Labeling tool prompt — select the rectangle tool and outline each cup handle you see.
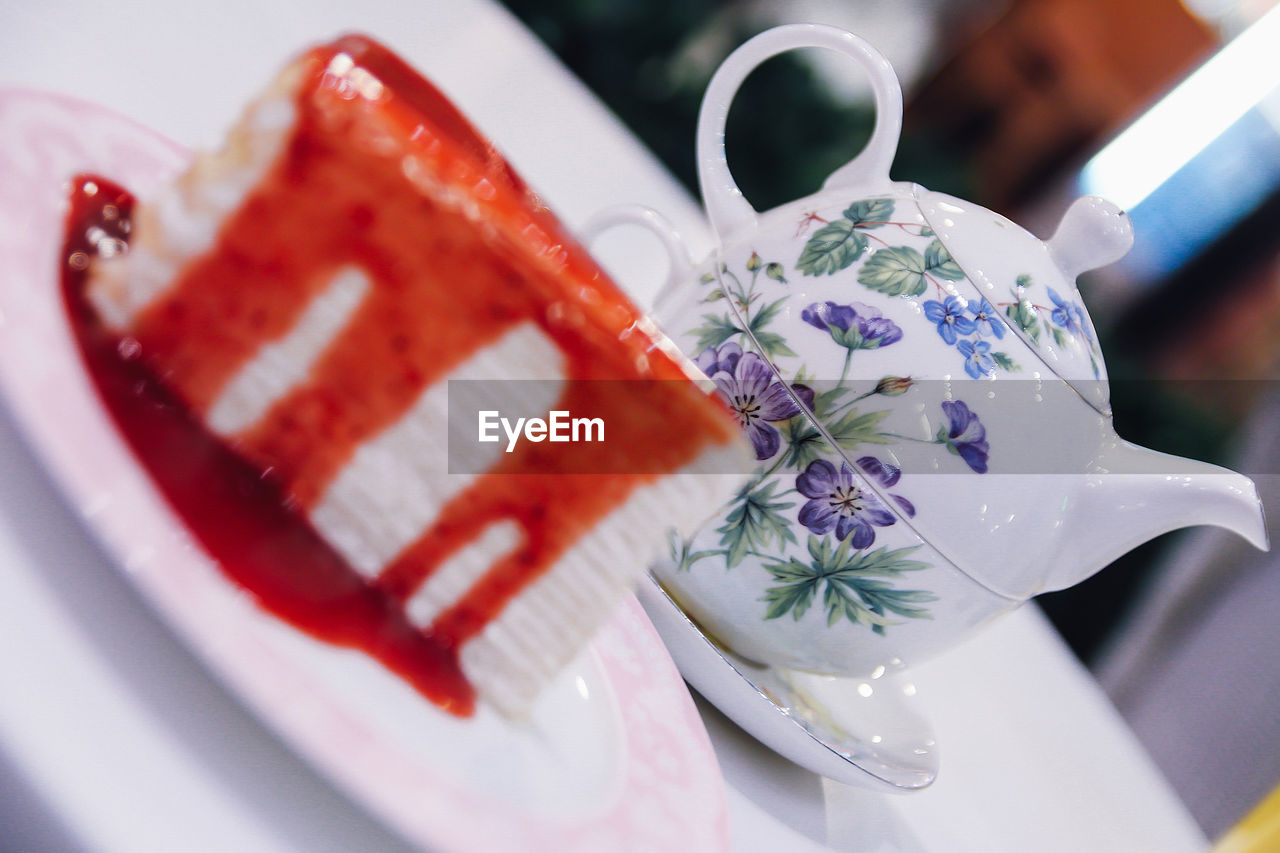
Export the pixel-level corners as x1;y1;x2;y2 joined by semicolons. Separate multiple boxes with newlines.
697;24;904;243
579;204;695;311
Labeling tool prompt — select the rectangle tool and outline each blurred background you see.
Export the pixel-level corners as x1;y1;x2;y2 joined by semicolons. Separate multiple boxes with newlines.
497;0;1280;839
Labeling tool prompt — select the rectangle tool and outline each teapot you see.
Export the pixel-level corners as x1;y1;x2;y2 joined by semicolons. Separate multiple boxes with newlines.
586;26;1264;676
599;24;1267;677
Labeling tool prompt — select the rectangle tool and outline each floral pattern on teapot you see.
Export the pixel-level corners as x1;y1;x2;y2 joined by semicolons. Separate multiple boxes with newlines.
1000;273;1104;379
793;197;1031;379
666;243;1002;638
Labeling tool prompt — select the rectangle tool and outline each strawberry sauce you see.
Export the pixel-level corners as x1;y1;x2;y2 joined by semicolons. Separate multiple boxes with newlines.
63;176;475;714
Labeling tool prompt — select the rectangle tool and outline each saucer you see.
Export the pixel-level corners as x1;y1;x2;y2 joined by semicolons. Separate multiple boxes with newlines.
637;577;938;792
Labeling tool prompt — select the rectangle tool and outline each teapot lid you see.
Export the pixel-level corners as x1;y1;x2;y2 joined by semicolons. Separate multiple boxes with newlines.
693;22;1131;416
917;190;1130;414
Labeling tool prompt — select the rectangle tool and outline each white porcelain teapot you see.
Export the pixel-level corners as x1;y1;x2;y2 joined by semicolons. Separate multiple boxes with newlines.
606;24;1267;676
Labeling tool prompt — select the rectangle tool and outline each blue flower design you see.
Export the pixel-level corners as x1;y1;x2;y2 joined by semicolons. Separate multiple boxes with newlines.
939;400;989;473
923;296;976;345
967;298;1006;339
696;342;802;461
1048;288;1089;339
957;339;996;378
795;457;914;547
801;300;903;351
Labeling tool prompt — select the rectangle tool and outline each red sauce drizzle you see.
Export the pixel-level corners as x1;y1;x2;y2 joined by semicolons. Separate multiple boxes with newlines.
63;177;475;714
59;36;738;715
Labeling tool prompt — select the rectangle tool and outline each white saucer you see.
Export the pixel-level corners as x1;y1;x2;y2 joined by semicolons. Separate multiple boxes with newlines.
638;577;938;792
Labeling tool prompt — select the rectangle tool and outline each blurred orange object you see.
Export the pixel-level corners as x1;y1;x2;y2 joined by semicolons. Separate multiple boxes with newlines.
908;0;1216;208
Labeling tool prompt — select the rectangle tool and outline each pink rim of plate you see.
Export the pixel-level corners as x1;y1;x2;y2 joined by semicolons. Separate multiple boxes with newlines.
0;88;729;853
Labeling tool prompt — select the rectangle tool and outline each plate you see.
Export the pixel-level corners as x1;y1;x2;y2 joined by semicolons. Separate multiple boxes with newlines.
638;578;938;792
0;88;729;853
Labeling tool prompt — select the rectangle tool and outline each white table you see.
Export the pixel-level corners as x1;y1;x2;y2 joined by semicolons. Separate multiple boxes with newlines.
0;2;1209;850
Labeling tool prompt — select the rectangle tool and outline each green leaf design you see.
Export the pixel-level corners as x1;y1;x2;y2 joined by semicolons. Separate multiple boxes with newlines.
797;220;870;276
717;480;796;568
748;297;787;333
668;530;722;573
857;246;929;297
762;557;821;620
701;287;725;303
823;580;894;629
1051;326;1070;349
692;313;742;352
752;331;797;360
827;579;937;634
761;536;935;630
1005;297;1041;343
741;296;797;358
780;415;826;471
843;198;895;228
810;385;850;420
992;351;1018;371
829;325;869;350
924;239;965;281
827;407;893;451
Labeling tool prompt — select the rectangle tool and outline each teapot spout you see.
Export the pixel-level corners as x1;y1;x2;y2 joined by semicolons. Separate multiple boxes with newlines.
1044;440;1267;593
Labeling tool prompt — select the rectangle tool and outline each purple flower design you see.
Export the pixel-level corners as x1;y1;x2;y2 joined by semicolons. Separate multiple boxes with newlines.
802;300;903;351
939;400;989;473
1048;288;1089;339
796;457;914;548
957;339;996;378
791;382;816;411
923;296;976;345
694;340;743;378
696;342;801;461
967;298;1006;339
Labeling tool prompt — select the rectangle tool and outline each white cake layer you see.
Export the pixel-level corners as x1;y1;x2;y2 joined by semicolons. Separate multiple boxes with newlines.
87;67;300;331
308;321;565;578
405;520;523;629
459;446;746;718
206;267;371;436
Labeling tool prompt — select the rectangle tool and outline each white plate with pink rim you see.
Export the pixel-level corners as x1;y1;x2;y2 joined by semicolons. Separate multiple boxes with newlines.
0;88;730;853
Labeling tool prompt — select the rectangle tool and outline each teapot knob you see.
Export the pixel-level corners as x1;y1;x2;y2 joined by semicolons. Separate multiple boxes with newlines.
1046;196;1133;281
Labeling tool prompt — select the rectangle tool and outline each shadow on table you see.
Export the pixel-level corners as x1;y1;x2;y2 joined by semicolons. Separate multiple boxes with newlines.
692;689;930;852
1096;386;1280;838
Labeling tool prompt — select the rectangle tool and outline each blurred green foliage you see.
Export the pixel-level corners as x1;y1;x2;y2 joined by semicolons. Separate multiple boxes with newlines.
501;0;972;211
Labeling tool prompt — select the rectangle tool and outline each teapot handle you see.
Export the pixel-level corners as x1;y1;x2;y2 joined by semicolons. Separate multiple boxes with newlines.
697;24;903;244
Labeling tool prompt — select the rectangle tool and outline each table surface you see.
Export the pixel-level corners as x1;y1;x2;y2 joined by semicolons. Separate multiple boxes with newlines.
0;2;1209;851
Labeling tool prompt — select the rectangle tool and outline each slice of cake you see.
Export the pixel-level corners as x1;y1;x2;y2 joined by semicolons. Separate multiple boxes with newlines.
80;35;746;717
